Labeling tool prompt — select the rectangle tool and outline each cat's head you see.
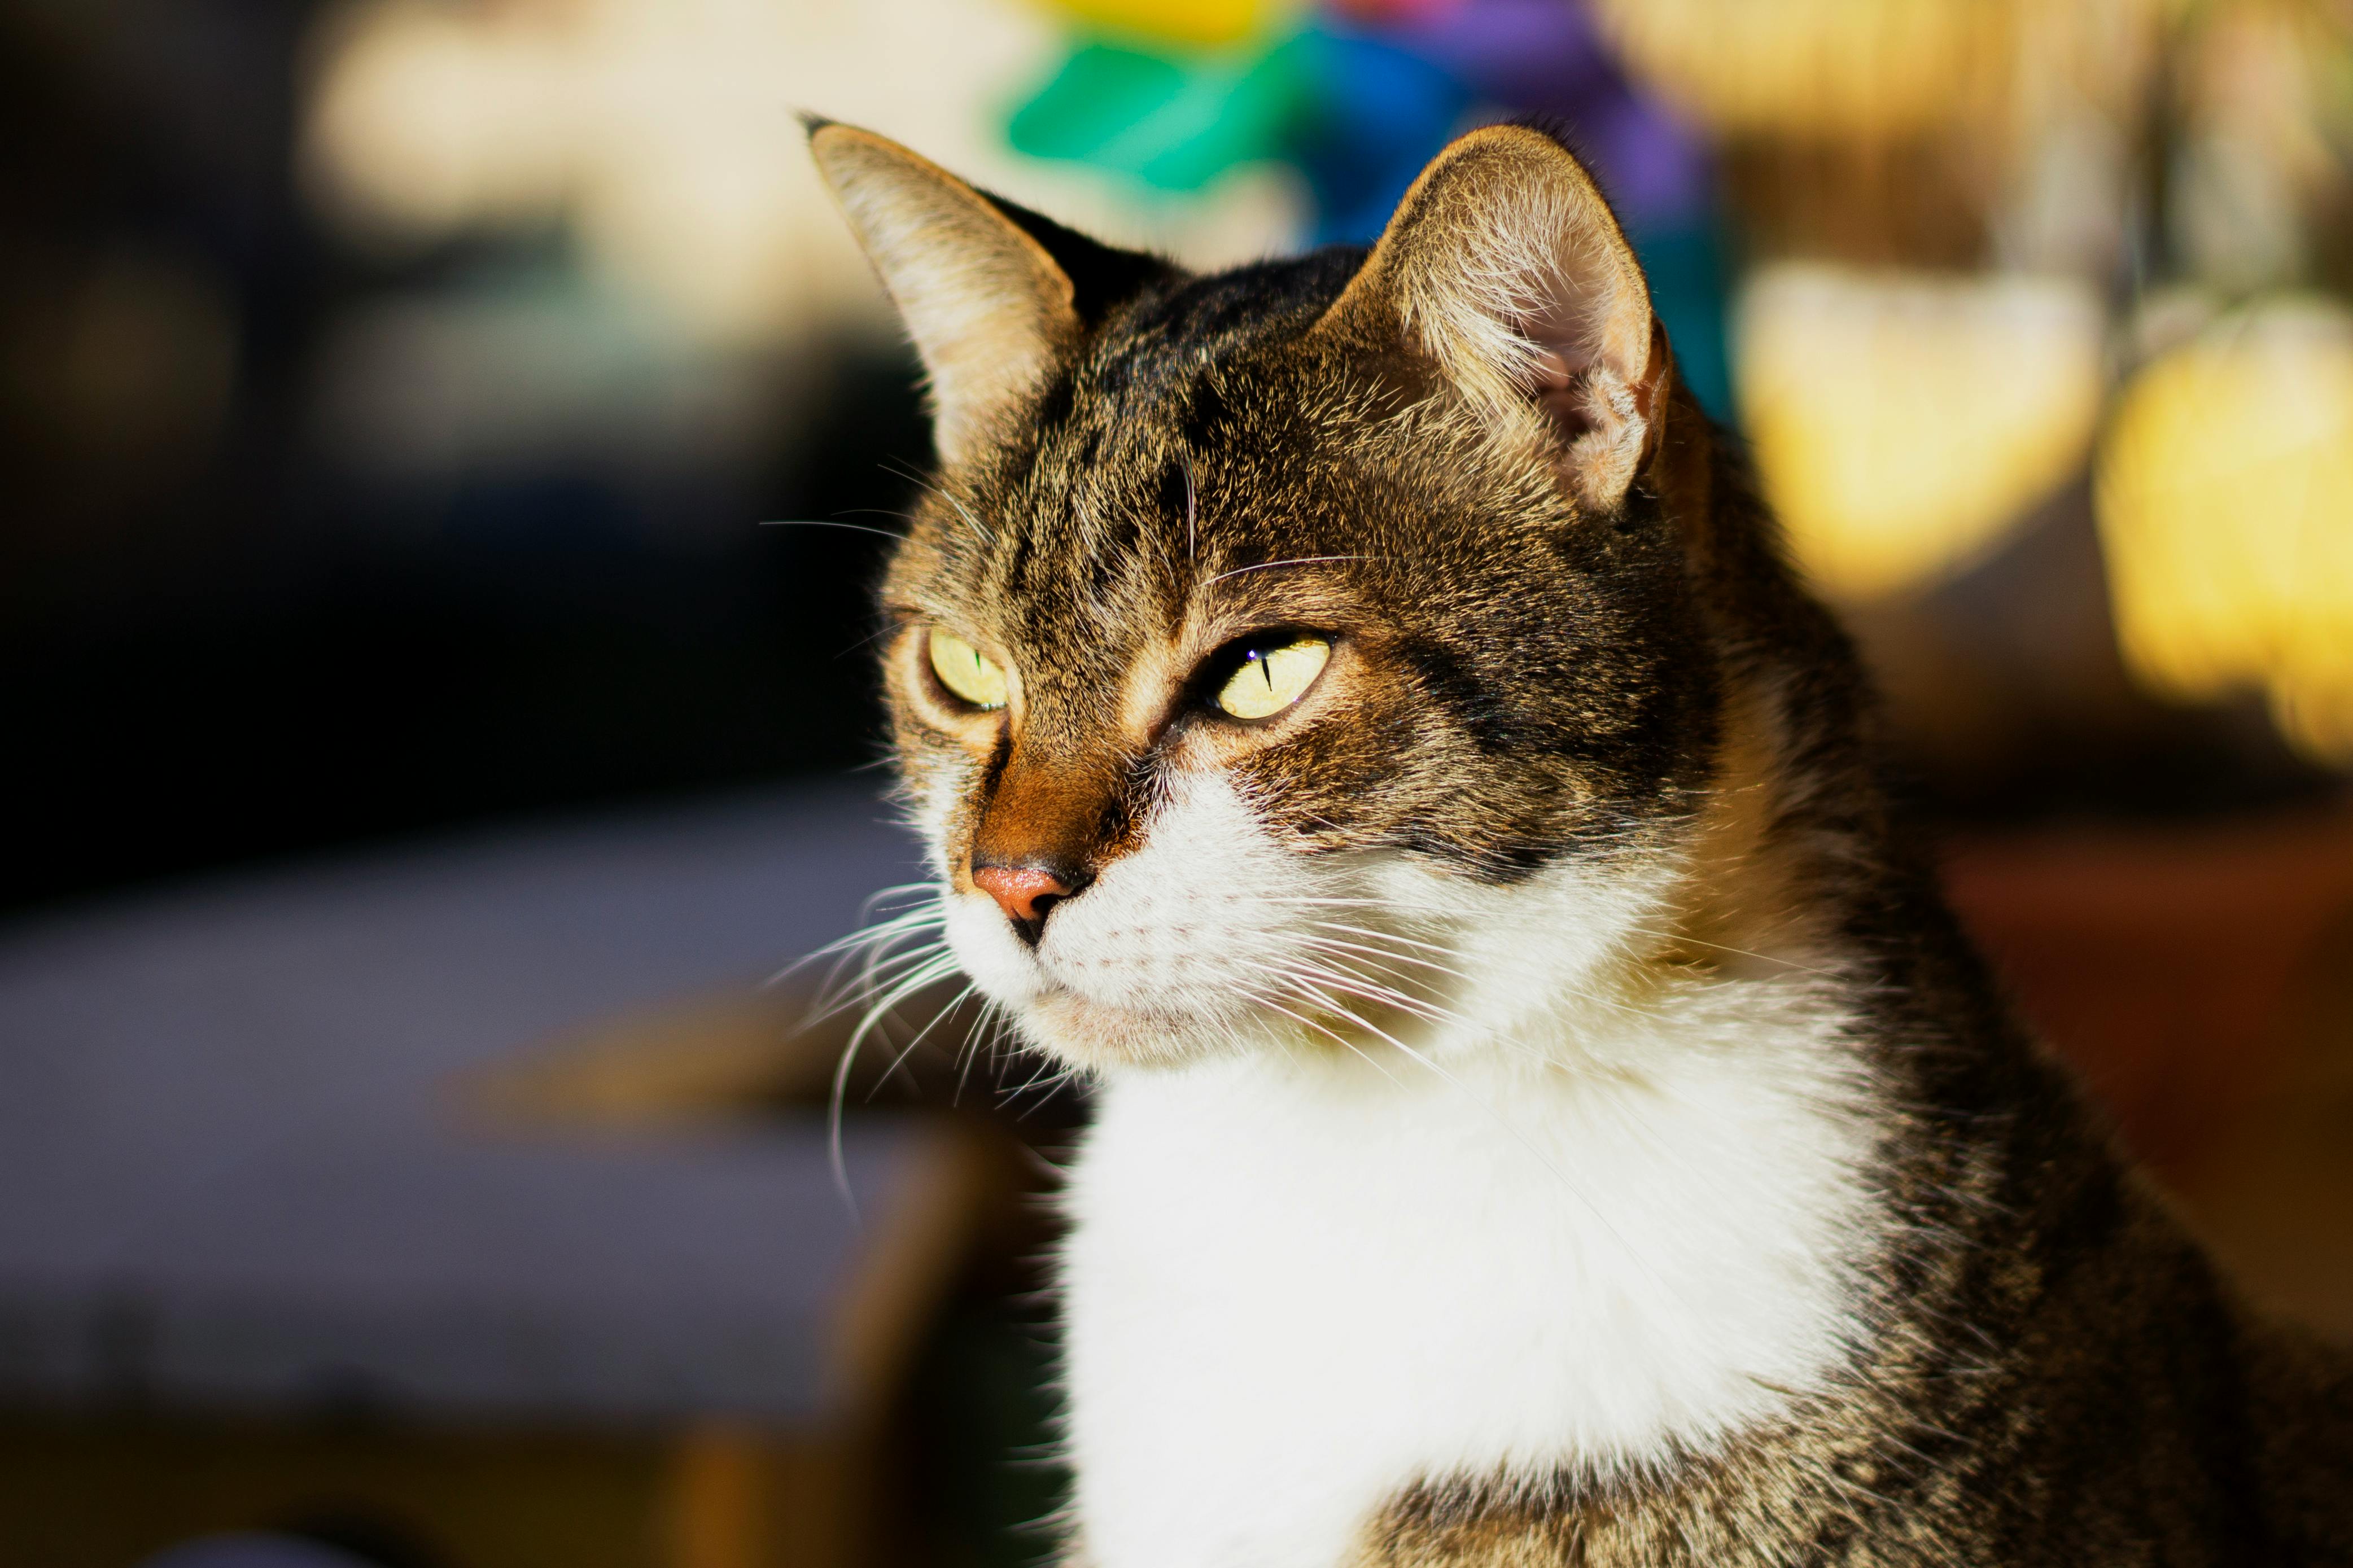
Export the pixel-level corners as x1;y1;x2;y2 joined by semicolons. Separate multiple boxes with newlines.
813;121;1752;1074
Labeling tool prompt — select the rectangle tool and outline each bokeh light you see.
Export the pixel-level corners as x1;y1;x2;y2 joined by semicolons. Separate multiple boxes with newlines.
1594;0;2038;141
2099;299;2353;765
1736;264;2106;601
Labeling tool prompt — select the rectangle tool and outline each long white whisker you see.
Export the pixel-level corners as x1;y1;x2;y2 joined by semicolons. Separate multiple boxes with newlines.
806;908;954;1024
826;951;962;1211
808;944;953;1028
1296;910;1673;1026
1296;930;1477;989
954;998;992;1108
1266;953;1468;1032
1617;923;1841;980
1235;953;1414;1010
766;886;941;991
1234;982;1406;1087
756;518;907;542
865;981;978;1102
878;459;995;544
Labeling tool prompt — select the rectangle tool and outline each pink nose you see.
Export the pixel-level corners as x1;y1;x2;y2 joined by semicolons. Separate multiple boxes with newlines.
972;865;1072;928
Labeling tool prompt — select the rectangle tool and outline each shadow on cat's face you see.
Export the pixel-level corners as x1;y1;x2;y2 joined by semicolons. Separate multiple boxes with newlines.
815;122;1730;1072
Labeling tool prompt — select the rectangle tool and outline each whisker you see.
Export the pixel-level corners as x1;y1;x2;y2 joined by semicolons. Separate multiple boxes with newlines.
865;981;978;1102
1259;894;1410;909
1296;930;1477;987
1305;909;1677;1027
954;995;1014;1107
1270;952;1467;1031
1619;923;1842;980
764;886;939;991
1272;901;1677;1026
1181;450;1198;567
1205;554;1376;586
806;931;954;1026
1298;912;1665;1024
1234;981;1407;1087
1234;953;1464;1043
880;458;995;543
826;950;965;1205
804;901;948;986
786;881;963;1215
1007;1055;1088;1120
1293;917;1466;961
756;518;907;542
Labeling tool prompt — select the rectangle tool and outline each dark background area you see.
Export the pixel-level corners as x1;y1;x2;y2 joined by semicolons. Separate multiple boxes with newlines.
2;0;929;917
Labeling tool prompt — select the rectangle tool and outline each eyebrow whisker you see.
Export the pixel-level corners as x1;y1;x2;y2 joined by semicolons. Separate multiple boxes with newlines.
1205;554;1376;586
756;518;908;542
1181;450;1199;568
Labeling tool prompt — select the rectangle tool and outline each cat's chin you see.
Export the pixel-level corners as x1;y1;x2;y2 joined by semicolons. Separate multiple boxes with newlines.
1016;986;1254;1074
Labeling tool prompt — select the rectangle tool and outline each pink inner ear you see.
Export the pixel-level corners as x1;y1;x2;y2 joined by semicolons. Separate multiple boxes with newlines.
1516;250;1646;445
1527;345;1608;443
1522;316;1671;509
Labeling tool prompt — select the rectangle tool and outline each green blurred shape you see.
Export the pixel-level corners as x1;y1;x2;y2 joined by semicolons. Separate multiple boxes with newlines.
1007;38;1307;191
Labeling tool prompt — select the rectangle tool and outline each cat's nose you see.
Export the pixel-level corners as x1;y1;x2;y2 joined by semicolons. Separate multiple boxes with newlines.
971;862;1087;946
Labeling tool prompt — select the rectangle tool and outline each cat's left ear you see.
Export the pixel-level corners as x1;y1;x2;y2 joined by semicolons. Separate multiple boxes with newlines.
1316;124;1672;513
810;121;1162;466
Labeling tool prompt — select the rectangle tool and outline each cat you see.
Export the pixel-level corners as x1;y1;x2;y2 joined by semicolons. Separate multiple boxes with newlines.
807;118;2353;1566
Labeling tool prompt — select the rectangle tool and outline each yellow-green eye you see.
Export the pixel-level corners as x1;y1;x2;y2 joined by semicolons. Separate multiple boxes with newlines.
928;629;1009;710
1214;636;1331;720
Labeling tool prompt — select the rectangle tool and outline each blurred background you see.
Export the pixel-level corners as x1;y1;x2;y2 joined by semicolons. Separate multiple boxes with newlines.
3;0;2351;1564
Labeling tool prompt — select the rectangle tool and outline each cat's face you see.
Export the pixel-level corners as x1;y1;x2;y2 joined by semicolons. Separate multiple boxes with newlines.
815;123;1724;1072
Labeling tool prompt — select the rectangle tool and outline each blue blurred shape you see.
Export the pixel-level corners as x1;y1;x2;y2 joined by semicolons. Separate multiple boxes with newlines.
1292;26;1469;245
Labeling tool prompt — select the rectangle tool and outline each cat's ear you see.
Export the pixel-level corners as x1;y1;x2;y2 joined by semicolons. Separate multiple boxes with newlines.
810;121;1160;465
1317;124;1671;513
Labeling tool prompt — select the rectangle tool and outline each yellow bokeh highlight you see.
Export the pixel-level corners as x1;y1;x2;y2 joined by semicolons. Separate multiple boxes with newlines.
1043;0;1291;49
1736;265;2106;601
2098;301;2353;766
1591;0;2020;140
1593;0;2167;145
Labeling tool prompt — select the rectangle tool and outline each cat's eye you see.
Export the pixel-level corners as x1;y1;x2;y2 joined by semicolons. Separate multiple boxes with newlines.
1213;636;1331;721
928;629;1009;711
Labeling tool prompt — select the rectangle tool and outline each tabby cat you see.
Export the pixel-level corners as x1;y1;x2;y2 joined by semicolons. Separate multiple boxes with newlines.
808;119;2353;1566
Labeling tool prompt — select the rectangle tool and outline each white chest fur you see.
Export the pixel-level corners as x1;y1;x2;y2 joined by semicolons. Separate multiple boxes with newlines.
1059;1017;1882;1568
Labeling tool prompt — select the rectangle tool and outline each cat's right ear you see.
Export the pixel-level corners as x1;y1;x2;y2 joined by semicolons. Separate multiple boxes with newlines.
1314;124;1672;515
809;121;1160;466
808;121;1074;465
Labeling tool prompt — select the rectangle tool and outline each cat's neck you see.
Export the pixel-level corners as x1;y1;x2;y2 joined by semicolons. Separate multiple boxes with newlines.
1063;971;1890;1568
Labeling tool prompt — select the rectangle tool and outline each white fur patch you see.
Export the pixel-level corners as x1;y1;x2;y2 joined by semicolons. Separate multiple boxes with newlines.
1062;987;1879;1568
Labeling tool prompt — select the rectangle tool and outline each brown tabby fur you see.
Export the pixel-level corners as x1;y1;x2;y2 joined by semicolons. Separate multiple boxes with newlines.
810;119;2353;1564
